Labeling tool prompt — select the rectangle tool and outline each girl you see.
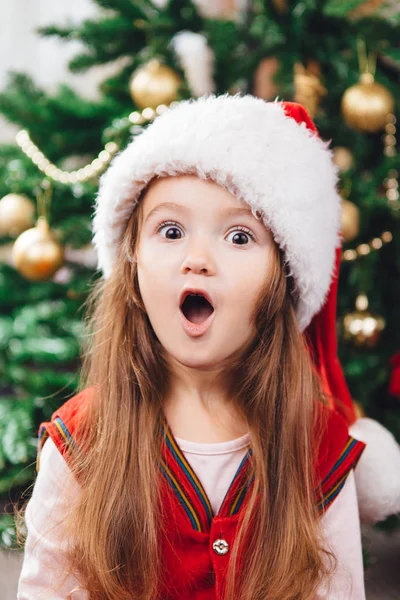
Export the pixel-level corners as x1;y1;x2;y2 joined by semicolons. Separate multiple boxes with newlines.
17;94;375;599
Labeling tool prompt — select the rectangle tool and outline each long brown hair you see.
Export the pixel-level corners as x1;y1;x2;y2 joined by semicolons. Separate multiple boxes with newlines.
16;179;336;599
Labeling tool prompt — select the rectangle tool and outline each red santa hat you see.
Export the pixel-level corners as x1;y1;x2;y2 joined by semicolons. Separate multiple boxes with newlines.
93;93;400;524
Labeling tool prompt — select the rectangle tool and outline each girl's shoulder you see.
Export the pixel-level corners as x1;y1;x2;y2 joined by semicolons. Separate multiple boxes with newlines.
314;402;366;515
35;387;366;514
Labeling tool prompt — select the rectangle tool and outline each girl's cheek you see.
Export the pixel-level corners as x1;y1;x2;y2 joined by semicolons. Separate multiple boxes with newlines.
137;241;164;266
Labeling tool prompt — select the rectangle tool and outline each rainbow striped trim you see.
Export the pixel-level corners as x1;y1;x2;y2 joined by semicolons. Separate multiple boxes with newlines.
36;416;77;472
316;435;366;514
160;421;254;533
36;425;49;472
36;416;365;532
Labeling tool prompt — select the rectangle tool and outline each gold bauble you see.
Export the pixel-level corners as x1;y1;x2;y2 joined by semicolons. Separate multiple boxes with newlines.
342;294;385;348
341;72;395;133
12;217;64;281
294;62;327;118
129;59;182;110
341;199;360;242
333;147;354;172
0;193;36;237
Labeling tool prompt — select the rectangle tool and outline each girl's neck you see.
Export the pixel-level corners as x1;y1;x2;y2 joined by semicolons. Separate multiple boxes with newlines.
162;394;249;444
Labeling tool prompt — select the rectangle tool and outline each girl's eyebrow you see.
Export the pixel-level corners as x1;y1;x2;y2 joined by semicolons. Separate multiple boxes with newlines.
144;201;254;223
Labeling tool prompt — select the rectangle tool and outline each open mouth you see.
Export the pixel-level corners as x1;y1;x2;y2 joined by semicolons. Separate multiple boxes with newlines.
180;294;215;324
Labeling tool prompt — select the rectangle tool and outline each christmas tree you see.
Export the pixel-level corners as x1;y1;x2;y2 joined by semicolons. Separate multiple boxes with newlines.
0;0;399;556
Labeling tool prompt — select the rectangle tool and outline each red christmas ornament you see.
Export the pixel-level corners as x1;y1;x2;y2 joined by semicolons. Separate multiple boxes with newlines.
389;352;400;398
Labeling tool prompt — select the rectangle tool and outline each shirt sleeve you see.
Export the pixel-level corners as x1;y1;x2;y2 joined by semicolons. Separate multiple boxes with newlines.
17;437;88;600
315;468;366;600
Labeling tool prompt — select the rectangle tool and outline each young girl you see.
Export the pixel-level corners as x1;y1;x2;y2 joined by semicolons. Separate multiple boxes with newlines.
17;94;372;600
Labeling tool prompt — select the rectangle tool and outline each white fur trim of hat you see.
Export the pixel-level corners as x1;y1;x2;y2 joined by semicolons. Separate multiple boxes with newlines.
349;417;400;524
92;93;342;332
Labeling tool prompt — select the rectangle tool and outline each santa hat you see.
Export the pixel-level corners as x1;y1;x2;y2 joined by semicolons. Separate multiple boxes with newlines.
92;93;400;524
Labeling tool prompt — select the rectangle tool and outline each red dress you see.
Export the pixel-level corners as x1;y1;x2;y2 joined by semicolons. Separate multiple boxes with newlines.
37;386;366;600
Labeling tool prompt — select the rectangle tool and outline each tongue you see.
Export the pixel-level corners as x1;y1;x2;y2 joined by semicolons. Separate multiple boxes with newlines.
184;304;214;324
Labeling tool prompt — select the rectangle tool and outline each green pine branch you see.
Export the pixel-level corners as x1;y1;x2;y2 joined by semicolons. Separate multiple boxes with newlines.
0;73;119;160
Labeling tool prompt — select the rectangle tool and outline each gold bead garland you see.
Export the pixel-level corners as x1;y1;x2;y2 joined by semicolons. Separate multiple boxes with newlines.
128;101;177;125
342;230;393;262
341;110;396;262
16;130;119;184
383;114;399;212
385;168;399;209
15;102;177;185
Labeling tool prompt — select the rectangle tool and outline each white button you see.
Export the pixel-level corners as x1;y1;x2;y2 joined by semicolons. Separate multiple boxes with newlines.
213;538;229;555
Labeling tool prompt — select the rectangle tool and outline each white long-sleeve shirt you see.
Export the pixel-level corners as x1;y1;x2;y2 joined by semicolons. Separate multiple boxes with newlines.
17;433;366;599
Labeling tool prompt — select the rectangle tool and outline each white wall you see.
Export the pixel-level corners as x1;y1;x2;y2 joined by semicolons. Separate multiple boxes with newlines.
0;0;118;142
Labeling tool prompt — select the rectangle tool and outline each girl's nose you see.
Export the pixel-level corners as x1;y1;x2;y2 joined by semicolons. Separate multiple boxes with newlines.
180;242;215;275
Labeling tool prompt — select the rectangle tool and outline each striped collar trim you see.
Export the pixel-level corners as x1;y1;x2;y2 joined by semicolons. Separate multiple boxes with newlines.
37;416;366;532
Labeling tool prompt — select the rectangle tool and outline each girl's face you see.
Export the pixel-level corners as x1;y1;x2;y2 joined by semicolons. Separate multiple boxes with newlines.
135;174;276;371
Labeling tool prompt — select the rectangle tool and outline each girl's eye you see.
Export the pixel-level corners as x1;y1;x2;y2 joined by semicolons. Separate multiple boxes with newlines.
226;227;255;245
156;221;183;240
156;221;255;245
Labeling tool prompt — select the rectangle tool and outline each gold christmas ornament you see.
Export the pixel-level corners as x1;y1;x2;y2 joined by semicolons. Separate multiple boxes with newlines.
12;216;64;281
294;62;327;118
341;72;395;133
342;293;385;348
341;199;360;242
129;59;182;110
341;40;395;133
333;147;354;172
11;179;64;281
0;193;36;237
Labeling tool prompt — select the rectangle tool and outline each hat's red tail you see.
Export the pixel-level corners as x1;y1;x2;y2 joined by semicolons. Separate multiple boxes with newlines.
304;246;357;425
